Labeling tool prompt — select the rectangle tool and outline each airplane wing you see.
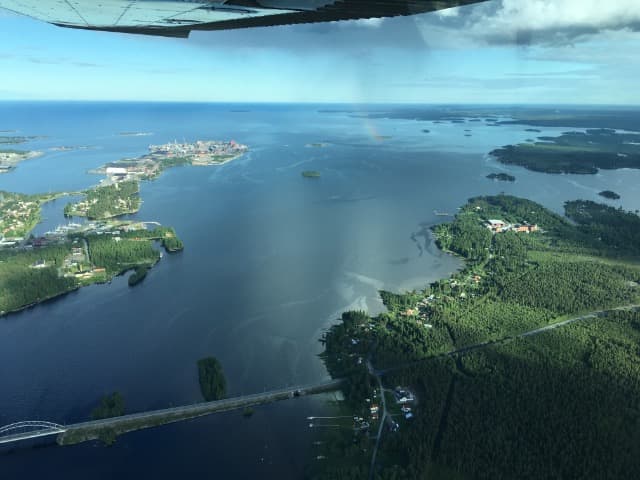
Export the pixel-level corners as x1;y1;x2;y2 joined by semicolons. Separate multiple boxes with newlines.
0;1;487;38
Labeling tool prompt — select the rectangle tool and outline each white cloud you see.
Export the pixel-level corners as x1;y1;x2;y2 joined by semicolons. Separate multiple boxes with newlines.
487;0;640;34
340;17;385;28
436;7;460;18
454;0;640;45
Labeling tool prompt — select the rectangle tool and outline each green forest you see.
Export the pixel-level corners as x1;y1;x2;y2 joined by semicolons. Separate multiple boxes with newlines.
317;195;640;480
85;234;159;276
599;189;620;199
91;392;125;420
0;226;184;315
0;243;78;314
491;129;640;174
65;180;141;219
128;265;150;286
370;310;640;480
486;172;515;182
198;357;227;402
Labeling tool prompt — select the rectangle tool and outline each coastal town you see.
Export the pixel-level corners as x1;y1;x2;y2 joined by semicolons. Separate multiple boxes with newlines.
0;192;70;244
0;137;247;317
0;197;39;242
96;140;248;181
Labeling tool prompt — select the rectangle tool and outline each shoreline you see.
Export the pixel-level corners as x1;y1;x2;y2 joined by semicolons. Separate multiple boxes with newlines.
0;150;44;173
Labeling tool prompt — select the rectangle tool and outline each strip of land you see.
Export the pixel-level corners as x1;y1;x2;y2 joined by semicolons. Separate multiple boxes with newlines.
491;129;640;174
0;149;43;173
91;140;248;181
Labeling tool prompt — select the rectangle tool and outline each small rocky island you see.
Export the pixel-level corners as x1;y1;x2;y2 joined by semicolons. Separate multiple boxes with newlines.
599;190;621;200
302;170;321;178
487;172;516;182
0;135;38;144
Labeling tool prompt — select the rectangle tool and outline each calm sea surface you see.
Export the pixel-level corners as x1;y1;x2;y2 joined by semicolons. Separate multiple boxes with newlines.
1;102;639;478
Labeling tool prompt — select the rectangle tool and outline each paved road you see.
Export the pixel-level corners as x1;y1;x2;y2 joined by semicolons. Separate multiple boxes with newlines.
1;379;344;446
368;360;388;480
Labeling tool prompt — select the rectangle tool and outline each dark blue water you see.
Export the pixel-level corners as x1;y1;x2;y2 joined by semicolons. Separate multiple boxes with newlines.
1;102;639;478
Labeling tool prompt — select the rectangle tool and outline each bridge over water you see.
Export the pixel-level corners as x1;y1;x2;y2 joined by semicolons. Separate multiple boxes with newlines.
0;379;344;447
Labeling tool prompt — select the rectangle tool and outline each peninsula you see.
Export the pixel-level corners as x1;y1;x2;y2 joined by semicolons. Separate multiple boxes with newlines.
92;140;248;181
490;129;640;174
1;163;186;316
0;149;44;173
316;195;640;480
0;215;183;316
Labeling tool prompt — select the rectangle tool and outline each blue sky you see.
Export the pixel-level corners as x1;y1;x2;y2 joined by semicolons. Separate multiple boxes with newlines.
1;0;640;104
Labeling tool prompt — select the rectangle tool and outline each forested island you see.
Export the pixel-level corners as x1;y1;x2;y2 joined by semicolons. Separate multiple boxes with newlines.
198;357;227;401
302;170;321;178
64;180;141;220
491;129;640;174
315;195;640;480
486;172;515;182
599;189;621;200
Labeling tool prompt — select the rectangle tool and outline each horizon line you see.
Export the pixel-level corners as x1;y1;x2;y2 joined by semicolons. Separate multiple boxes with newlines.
1;99;639;108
